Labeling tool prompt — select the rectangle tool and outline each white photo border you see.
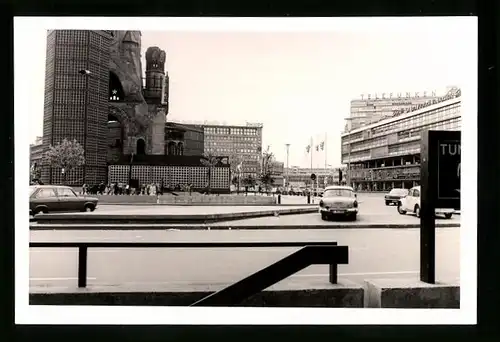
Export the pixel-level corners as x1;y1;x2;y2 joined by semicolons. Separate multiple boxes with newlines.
14;16;477;325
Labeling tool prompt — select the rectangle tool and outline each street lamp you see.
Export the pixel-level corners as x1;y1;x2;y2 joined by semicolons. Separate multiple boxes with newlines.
285;143;290;190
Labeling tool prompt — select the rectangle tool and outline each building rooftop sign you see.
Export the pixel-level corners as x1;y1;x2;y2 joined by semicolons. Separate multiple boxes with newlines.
358;90;438;101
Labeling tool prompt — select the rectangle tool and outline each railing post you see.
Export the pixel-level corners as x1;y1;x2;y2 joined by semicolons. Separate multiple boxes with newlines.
329;263;338;284
78;246;88;288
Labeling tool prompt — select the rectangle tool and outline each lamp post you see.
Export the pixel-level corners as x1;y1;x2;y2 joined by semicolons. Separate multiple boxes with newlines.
285;143;290;190
78;68;91;185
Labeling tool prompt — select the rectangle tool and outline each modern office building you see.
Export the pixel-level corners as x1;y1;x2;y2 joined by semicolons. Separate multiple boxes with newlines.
42;30;112;185
202;122;263;179
347;90;444;131
284;166;347;189
341;87;461;191
30;136;44;166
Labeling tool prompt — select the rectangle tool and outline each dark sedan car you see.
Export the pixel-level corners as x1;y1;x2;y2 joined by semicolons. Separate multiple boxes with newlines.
384;188;409;206
29;185;99;215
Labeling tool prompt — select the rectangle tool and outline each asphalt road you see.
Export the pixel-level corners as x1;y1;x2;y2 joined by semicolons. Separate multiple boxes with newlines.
30;227;460;290
74;193;460;226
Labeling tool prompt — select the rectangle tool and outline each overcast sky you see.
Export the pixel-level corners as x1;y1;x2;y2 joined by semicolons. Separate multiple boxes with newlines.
23;18;476;168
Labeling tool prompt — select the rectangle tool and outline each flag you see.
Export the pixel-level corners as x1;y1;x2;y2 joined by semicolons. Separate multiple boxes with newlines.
320;141;325;151
306;145;310;153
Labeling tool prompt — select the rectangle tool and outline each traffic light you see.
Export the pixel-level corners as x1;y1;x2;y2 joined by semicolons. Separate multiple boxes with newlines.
339;170;343;183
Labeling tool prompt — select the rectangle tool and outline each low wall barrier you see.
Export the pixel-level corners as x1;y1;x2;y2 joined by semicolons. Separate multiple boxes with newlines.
95;194;277;205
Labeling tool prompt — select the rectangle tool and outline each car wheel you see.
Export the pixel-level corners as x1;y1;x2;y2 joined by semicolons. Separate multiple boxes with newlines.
84;204;95;212
397;204;407;215
385;201;390;206
321;212;328;221
350;213;357;221
444;213;453;219
414;205;421;218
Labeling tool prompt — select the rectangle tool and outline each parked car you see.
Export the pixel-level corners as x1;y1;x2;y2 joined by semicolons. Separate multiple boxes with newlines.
29;185;99;215
397;186;454;219
318;185;358;221
384;188;409;206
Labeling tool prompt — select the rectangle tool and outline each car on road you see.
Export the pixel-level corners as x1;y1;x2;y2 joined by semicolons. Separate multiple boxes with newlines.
318;185;358;221
384;188;409;206
29;185;99;215
397;185;454;219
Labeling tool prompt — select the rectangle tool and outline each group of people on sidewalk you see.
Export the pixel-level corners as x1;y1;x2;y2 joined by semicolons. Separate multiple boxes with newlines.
81;182;196;196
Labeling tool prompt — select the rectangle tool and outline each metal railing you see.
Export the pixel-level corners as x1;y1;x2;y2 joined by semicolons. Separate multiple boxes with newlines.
30;241;349;306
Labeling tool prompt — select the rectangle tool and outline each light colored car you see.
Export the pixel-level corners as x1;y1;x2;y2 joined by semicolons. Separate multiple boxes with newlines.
318;185;358;221
384;188;409;206
29;185;99;215
397;185;454;219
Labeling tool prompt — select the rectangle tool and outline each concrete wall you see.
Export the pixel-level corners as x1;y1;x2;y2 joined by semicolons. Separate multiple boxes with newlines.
29;281;460;308
30;288;364;308
364;279;460;308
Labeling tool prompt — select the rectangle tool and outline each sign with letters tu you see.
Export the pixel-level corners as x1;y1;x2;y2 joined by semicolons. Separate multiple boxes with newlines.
437;139;461;203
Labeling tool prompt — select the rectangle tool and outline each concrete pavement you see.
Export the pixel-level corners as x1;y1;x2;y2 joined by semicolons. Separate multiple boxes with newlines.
30;227;460;290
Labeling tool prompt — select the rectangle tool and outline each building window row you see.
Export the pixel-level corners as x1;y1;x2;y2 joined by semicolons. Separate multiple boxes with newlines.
204;127;259;136
358;103;459;142
343;108;461;154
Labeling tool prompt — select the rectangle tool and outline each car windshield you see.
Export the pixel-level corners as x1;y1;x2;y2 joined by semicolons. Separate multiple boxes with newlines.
323;189;354;198
29;186;36;197
389;189;408;196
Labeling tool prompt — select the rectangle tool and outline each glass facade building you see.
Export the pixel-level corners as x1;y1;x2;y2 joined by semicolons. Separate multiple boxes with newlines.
341;89;462;191
203;123;263;179
42;30;112;185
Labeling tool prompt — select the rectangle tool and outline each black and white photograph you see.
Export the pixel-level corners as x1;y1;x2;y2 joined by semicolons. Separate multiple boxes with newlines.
15;17;477;325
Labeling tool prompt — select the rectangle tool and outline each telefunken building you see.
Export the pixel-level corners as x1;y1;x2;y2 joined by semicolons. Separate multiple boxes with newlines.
41;30;230;192
341;87;461;192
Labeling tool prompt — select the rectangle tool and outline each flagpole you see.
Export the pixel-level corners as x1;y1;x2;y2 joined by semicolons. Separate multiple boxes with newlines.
310;137;313;194
324;133;327;170
310;136;313;173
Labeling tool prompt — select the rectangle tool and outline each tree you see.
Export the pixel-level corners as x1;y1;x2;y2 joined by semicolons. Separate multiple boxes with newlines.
200;152;219;194
231;176;239;188
44;138;85;185
30;163;42;184
259;148;275;195
229;154;243;194
242;175;257;196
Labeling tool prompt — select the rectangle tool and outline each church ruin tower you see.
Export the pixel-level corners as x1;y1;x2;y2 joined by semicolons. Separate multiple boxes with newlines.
144;46;169;112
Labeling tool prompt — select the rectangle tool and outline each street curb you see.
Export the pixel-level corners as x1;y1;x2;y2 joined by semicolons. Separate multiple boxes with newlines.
30;223;460;230
33;207;318;225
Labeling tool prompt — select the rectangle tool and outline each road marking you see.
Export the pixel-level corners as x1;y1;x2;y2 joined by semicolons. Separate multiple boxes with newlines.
30;277;97;281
